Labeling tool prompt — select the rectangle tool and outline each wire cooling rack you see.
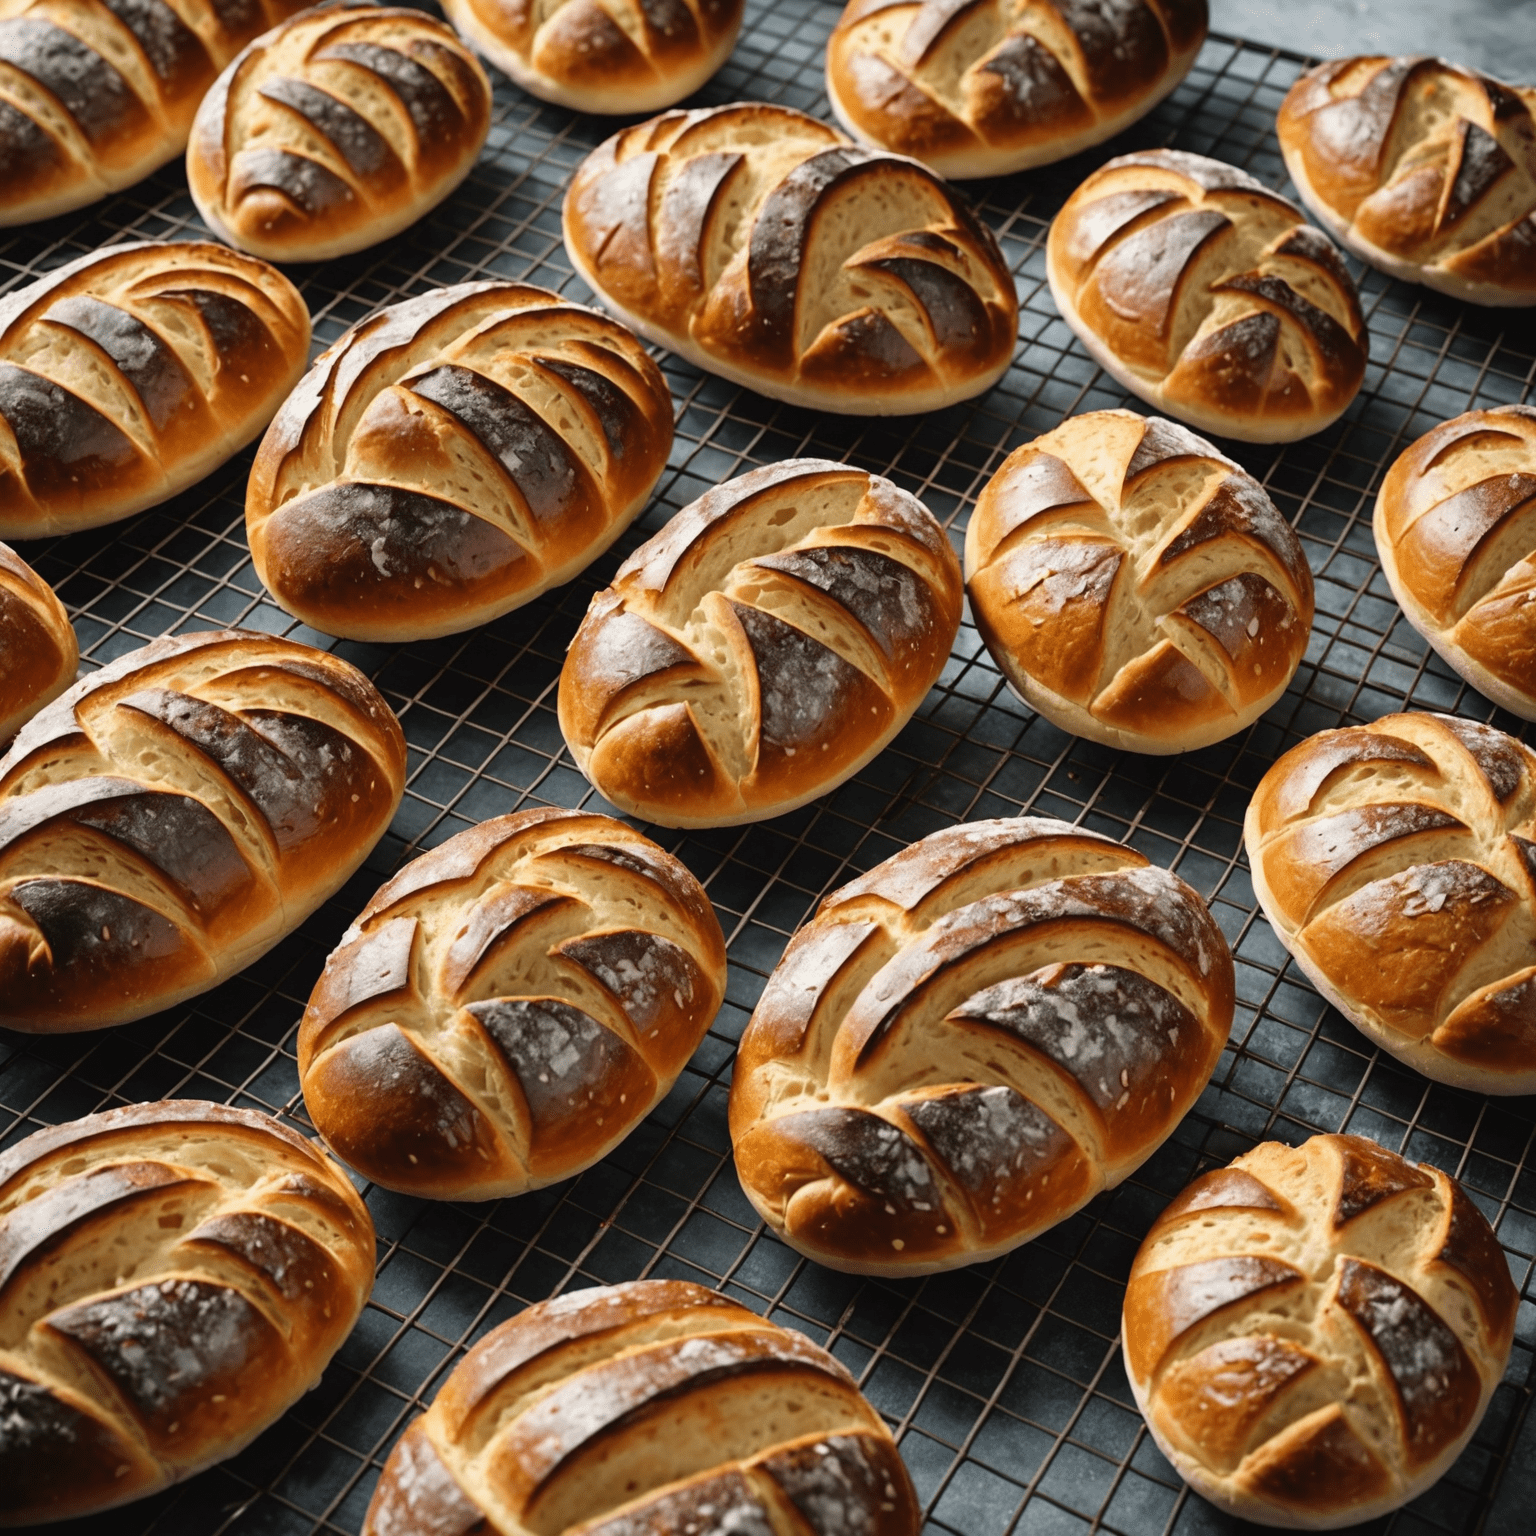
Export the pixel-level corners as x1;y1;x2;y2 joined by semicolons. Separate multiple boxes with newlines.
3;4;1535;1533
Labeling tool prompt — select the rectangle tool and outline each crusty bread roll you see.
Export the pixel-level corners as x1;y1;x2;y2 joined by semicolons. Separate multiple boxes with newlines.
965;409;1314;753
0;541;75;742
730;817;1233;1276
1245;711;1536;1095
559;459;963;828
564;102;1018;415
1278;57;1536;309
248;281;674;643
442;0;743;114
1125;1134;1517;1529
0;241;310;539
0;0;308;226
0;628;406;1032
362;1279;920;1536
187;2;491;263
0;1099;375;1527
1374;404;1536;720
827;0;1207;179
1047;149;1368;443
300;808;726;1200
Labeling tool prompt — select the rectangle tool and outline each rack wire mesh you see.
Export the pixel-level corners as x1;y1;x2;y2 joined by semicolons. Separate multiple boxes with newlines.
2;3;1534;1532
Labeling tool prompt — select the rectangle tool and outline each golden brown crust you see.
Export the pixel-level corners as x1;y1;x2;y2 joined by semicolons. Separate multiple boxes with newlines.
0;542;75;743
0;1099;373;1526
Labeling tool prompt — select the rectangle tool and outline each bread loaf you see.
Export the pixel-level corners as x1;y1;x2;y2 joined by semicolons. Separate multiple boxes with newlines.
362;1279;920;1536
1245;711;1536;1094
299;808;725;1200
730;817;1233;1275
187;2;492;263
1125;1134;1517;1529
0;0;308;226
559;459;963;828
442;0;743;114
1278;57;1536;308
827;0;1207;179
248;281;674;643
0;1099;375;1526
564;102;1018;414
0;240;310;539
965;409;1314;753
1374;404;1536;719
1047;149;1368;443
0;628;406;1032
0;542;75;742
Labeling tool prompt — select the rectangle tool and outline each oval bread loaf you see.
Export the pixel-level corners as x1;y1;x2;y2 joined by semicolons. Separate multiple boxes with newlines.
1125;1134;1517;1529
362;1279;920;1536
1047;149;1368;443
559;459;964;828
827;0;1207;178
188;2;492;263
1278;56;1536;308
965;409;1314;753
0;628;406;1032
248;281;674;642
299;808;726;1200
1374;404;1536;720
0;240;310;539
0;542;75;742
0;1100;375;1527
564;102;1018;414
1245;711;1536;1094
729;817;1234;1275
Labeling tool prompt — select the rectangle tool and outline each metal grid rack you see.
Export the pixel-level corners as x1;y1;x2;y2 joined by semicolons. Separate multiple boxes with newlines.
3;3;1534;1532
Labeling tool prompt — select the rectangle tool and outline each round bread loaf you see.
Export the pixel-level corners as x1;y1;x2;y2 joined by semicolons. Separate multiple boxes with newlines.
1244;710;1536;1095
826;0;1207;179
563;102;1018;415
0;542;75;742
0;241;310;539
1047;149;1368;443
187;2;492;263
0;0;308;226
559;459;963;828
1374;404;1536;720
248;282;674;643
0;1100;375;1527
730;817;1233;1276
965;409;1314;753
1124;1133;1517;1529
441;0;743;114
1278;57;1536;309
299;808;726;1200
0;628;407;1032
362;1279;920;1536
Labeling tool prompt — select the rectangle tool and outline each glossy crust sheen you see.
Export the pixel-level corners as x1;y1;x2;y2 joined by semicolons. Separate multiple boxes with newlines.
0;241;310;539
0;1100;375;1527
1245;711;1536;1094
0;628;406;1032
299;809;726;1200
964;409;1314;753
0;543;75;743
1278;56;1536;308
188;3;491;263
1374;405;1536;720
247;282;674;643
1125;1134;1518;1529
1047;149;1368;443
442;0;744;114
827;0;1208;178
0;0;308;226
729;817;1234;1275
563;102;1018;415
558;459;963;828
362;1279;920;1536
